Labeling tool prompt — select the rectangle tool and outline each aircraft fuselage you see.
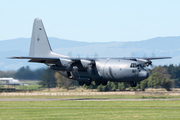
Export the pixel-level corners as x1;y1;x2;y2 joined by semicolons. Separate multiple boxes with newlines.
55;58;149;84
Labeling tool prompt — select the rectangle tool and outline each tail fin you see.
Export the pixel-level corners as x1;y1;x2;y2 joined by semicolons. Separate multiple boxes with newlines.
29;18;66;58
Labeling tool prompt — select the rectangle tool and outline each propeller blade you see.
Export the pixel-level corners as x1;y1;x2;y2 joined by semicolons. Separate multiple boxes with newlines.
143;53;147;58
131;52;135;57
67;51;72;57
151;52;156;57
150;64;155;69
86;55;89;59
77;54;80;58
94;52;99;60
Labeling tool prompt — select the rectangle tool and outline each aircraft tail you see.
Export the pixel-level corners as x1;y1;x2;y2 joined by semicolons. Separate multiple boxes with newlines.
29;18;66;58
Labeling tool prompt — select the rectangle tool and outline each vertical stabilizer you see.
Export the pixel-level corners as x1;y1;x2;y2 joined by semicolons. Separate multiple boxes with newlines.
29;18;52;57
29;18;67;58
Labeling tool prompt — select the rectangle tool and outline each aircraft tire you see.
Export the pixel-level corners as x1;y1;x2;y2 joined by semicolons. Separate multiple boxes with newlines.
102;81;107;86
134;82;137;87
95;81;101;86
85;81;91;86
79;81;84;86
130;82;137;87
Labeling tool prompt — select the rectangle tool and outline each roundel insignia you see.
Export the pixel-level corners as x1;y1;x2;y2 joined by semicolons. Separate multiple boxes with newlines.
37;35;40;41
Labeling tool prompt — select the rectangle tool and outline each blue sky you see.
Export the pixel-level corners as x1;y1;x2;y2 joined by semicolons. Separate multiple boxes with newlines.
0;0;180;42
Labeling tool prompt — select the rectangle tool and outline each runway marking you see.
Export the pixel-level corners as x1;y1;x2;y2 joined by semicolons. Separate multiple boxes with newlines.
0;107;179;109
0;98;180;101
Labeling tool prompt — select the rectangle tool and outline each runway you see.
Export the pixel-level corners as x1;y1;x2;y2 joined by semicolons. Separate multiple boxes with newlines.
0;98;180;101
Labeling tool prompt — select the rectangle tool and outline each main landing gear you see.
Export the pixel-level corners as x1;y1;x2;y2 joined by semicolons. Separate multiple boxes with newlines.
95;81;107;86
130;81;137;87
78;81;91;86
78;81;108;86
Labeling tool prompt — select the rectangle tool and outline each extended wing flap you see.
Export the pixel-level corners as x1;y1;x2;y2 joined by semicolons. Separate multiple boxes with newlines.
9;56;61;65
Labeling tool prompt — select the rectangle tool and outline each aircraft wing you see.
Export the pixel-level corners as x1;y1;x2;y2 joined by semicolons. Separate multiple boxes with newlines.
123;57;172;61
9;56;171;68
8;56;95;68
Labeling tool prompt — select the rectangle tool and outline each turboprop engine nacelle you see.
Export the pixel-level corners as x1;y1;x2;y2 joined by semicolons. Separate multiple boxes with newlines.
136;58;152;67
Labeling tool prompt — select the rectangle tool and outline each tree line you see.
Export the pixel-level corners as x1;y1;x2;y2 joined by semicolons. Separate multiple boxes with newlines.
36;64;180;91
0;66;45;80
1;64;180;91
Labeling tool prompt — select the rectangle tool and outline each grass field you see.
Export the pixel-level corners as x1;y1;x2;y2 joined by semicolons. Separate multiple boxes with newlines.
0;94;180;99
0;100;179;119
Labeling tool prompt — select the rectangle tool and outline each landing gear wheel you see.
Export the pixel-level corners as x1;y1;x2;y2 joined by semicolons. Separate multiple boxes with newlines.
134;82;137;87
95;81;101;86
79;81;84;86
130;82;137;87
102;81;108;86
85;81;91;86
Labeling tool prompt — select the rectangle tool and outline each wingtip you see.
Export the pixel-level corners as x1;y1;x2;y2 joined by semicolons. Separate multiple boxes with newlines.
7;57;15;59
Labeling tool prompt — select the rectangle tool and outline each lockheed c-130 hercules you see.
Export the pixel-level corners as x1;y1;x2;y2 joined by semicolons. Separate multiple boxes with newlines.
9;18;171;87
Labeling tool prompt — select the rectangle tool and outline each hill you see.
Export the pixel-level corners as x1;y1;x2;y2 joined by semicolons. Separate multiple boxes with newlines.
0;36;179;70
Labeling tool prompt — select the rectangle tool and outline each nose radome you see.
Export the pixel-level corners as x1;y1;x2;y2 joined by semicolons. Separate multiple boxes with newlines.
139;71;149;79
146;72;149;79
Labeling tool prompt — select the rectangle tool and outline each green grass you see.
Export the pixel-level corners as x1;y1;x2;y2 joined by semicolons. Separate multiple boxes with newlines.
0;94;180;99
15;85;41;90
0;101;179;119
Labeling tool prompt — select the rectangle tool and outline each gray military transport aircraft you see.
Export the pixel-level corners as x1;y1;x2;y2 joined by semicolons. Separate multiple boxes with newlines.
9;18;171;87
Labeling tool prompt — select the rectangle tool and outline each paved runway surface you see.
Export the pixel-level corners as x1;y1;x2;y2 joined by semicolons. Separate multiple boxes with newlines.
0;98;180;101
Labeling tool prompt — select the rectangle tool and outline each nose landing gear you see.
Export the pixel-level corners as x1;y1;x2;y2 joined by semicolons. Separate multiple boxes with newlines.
130;81;137;87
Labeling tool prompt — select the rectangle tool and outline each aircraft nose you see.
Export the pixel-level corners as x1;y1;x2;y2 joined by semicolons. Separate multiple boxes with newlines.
146;72;149;79
139;71;149;79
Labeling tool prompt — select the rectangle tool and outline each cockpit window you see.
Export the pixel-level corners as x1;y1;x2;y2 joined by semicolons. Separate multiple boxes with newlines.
131;63;145;71
130;63;137;68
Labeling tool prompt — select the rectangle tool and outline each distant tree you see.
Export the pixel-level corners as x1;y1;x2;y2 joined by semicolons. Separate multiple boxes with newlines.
160;77;172;91
55;72;73;90
0;70;15;78
173;78;180;88
33;68;46;80
97;84;110;92
108;82;117;91
145;66;172;91
15;66;45;80
15;66;34;79
118;82;126;91
39;69;56;88
140;79;148;91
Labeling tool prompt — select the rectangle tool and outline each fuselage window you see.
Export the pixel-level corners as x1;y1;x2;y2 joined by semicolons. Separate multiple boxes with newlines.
132;69;137;73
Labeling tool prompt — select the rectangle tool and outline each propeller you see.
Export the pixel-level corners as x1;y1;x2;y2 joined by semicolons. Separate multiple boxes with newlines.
94;52;99;60
136;58;154;69
147;60;154;69
77;54;80;58
67;51;72;57
143;53;147;58
131;52;135;57
140;52;156;69
151;52;155;57
86;55;89;59
149;52;156;69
